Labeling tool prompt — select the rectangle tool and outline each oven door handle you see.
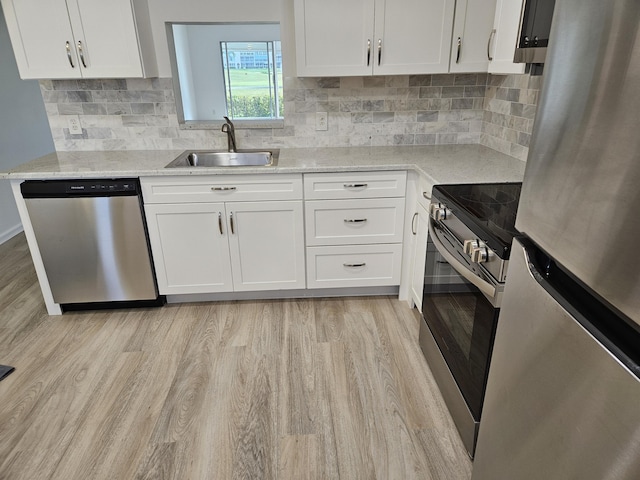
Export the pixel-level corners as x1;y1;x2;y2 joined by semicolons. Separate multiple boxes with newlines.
428;220;497;299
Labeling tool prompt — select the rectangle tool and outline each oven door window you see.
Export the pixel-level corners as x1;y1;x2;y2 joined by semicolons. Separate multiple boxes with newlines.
422;238;499;420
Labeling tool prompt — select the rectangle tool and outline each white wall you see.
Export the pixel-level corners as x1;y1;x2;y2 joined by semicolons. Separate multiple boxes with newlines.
0;8;54;244
147;0;294;77
173;23;282;121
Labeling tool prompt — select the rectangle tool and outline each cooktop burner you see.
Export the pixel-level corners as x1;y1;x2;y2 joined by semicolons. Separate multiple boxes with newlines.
433;182;522;257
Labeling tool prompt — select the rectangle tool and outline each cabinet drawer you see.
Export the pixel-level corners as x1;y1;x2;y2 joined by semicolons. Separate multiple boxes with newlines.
303;171;406;199
306;244;403;288
305;198;405;246
140;174;303;203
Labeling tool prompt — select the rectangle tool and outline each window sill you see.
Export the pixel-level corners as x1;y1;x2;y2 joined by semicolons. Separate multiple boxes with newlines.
180;119;285;130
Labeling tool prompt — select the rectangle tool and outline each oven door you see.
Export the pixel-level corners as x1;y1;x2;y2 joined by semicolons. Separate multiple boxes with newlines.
422;219;502;422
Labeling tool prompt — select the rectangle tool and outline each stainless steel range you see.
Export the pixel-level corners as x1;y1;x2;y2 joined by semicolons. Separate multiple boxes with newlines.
418;182;521;458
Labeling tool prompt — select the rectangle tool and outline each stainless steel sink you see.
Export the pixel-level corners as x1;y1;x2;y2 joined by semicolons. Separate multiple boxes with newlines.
165;149;278;168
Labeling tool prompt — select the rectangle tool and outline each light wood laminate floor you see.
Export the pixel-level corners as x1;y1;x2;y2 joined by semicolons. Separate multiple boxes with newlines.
0;233;471;480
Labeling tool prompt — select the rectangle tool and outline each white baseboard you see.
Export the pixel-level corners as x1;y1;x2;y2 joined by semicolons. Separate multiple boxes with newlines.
0;223;23;245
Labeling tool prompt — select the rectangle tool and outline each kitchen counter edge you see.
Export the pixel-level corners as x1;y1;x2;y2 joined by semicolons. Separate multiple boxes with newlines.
0;144;526;186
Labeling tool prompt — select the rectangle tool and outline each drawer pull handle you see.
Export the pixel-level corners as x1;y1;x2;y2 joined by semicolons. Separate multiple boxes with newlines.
343;183;368;189
344;263;366;268
211;186;237;191
344;218;367;223
411;212;418;235
423;191;431;200
230;212;235;234
218;212;223;235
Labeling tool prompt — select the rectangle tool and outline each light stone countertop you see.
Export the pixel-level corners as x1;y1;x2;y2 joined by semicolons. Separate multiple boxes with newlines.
1;144;526;186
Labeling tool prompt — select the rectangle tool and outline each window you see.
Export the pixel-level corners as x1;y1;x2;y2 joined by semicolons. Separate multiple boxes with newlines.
167;23;283;126
220;41;283;120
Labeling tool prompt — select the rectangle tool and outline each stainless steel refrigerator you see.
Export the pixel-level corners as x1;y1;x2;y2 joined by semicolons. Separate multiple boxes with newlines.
472;1;640;479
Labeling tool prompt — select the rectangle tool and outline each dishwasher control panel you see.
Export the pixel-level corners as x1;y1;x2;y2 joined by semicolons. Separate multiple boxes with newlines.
21;178;139;198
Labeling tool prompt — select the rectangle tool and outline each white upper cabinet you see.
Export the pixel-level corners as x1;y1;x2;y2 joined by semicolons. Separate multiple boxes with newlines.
1;0;157;79
488;0;526;74
294;0;374;76
373;0;455;75
294;0;455;76
449;0;498;73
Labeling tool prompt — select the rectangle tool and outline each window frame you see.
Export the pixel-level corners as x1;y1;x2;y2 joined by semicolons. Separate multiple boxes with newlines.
220;40;283;121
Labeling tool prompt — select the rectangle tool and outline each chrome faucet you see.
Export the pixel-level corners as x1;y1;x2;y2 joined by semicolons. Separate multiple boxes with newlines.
221;116;237;152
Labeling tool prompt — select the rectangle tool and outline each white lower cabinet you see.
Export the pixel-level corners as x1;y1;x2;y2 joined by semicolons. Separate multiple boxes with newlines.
142;172;407;297
307;244;403;288
409;177;435;311
145;203;233;294
410;203;430;311
305;197;405;246
303;171;407;289
141;175;306;295
226;201;306;292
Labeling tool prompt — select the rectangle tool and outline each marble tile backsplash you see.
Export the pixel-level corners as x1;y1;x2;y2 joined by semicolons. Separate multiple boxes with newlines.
481;74;542;161
40;72;540;160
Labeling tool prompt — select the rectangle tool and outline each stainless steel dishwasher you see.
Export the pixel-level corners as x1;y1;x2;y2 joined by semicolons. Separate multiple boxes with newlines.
21;179;163;310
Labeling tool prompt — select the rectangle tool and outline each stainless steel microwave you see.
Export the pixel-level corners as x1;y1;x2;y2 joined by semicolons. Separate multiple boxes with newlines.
514;0;556;64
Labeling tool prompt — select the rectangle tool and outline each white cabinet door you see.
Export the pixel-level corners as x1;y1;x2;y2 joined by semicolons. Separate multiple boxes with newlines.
1;0;153;79
374;0;455;75
294;0;374;76
1;0;81;79
449;0;497;73
66;0;145;78
294;0;455;76
227;201;306;292
145;203;233;295
488;0;526;74
410;203;430;312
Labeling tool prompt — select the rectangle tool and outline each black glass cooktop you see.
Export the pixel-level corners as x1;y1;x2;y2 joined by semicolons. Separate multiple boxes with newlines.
433;182;522;258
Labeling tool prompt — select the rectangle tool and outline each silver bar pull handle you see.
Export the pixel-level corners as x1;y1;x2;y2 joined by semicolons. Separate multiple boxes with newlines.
377;39;382;66
456;37;462;63
218;212;223;235
77;41;87;68
428;220;496;298
344;218;367;224
343;183;368;189
66;41;75;68
230;212;235;234
344;263;366;268
211;186;237;191
411;212;418;235
367;39;371;66
487;29;496;61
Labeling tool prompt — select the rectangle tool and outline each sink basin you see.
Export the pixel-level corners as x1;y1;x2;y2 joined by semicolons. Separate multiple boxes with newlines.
165;149;278;168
